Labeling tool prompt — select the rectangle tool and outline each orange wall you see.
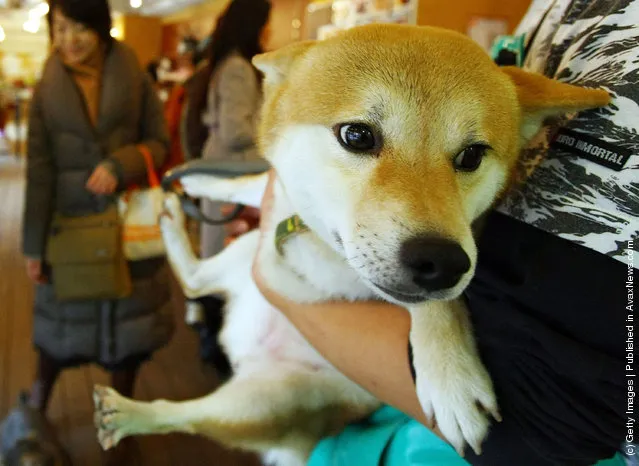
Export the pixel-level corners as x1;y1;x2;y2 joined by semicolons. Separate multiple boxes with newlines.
268;0;309;50
122;15;163;68
161;23;181;58
417;0;532;33
160;0;309;55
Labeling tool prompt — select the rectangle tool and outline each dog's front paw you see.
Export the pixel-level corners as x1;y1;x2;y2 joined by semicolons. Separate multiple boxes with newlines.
408;300;500;455
413;351;499;456
93;385;147;450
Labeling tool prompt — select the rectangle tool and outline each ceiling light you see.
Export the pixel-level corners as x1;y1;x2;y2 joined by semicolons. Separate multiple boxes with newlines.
23;18;41;34
29;2;49;18
130;0;142;8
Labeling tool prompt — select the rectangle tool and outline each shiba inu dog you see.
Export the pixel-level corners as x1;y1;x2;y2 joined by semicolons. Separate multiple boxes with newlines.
93;24;609;465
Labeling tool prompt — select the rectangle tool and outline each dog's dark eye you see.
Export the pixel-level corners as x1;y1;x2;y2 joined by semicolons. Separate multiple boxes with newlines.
336;124;379;153
453;144;489;172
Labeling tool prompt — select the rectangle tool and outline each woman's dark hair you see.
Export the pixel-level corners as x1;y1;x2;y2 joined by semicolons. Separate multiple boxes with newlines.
47;0;113;44
191;0;271;120
208;0;271;73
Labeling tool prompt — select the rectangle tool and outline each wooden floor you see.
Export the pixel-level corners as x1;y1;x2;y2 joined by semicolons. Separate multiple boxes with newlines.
0;155;260;466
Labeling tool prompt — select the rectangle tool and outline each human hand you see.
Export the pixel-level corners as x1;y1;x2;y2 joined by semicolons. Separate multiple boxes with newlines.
86;164;118;195
221;169;278;247
25;258;47;284
221;205;261;247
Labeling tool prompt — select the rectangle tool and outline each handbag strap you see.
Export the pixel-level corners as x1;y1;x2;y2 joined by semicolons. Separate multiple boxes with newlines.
137;144;160;188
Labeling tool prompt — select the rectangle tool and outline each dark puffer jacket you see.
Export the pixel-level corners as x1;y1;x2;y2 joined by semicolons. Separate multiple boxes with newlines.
22;42;174;368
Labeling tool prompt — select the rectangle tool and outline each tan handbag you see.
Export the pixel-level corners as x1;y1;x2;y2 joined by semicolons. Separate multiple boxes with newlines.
46;205;132;302
118;145;166;261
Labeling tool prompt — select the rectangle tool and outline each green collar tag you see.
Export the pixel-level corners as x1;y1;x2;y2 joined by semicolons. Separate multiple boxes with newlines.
275;214;310;255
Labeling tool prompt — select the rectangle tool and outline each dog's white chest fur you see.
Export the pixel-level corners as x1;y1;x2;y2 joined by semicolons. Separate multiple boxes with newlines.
216;234;330;373
219;193;374;374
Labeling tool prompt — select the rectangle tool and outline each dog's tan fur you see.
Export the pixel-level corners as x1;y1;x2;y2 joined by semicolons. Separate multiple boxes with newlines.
93;24;609;465
256;26;607;255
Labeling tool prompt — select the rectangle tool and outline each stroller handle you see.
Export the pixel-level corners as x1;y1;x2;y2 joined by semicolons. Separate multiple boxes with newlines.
161;159;271;225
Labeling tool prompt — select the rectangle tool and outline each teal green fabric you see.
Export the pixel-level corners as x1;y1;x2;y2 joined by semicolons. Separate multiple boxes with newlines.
308;406;626;466
308;406;467;466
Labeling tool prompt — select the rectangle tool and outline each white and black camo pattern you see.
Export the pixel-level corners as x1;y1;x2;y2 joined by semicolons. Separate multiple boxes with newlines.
497;0;639;264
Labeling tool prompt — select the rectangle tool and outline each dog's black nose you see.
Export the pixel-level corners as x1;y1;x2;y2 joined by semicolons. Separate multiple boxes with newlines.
400;237;471;291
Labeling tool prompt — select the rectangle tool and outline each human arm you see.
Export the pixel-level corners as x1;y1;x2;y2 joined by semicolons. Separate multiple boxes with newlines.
22;85;54;282
258;277;431;428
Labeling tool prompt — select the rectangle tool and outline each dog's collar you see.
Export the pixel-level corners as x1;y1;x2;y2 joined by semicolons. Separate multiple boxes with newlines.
275;215;310;255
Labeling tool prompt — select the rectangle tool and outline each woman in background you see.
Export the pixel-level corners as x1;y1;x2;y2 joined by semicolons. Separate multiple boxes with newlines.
22;0;173;461
183;0;271;379
194;0;271;259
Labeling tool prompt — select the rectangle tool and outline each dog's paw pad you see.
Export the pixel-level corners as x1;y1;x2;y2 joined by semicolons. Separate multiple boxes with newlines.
94;386;120;411
93;386;130;450
96;425;117;450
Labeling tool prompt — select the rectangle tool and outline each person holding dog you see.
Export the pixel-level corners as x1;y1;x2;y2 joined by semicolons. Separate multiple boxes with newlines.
224;0;638;464
22;0;173;461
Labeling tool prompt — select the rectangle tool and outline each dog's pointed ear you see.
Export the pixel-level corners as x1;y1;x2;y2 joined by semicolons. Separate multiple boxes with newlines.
501;66;611;143
253;41;316;86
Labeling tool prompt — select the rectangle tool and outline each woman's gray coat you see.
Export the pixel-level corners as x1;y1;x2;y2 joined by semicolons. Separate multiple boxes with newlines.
22;42;174;368
199;52;262;259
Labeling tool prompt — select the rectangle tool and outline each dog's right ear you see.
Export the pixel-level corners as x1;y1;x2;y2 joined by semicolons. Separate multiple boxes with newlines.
253;41;316;87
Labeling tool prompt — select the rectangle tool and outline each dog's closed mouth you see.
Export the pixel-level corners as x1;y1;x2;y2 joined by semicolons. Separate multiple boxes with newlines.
371;283;427;304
